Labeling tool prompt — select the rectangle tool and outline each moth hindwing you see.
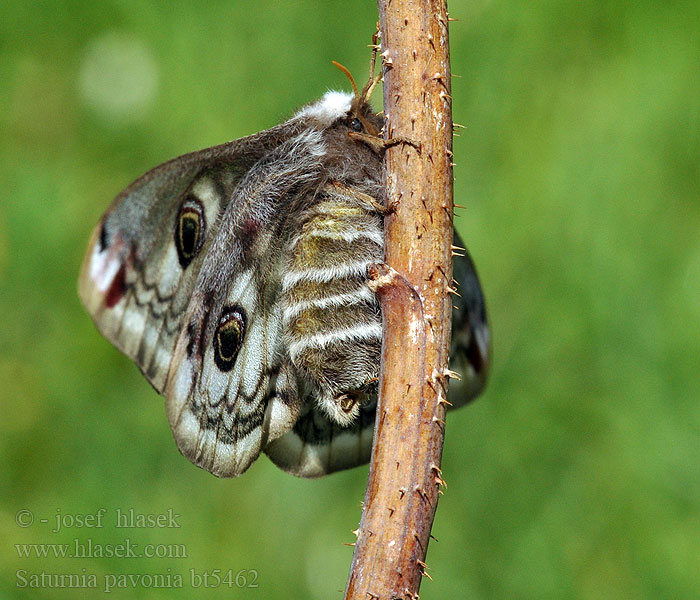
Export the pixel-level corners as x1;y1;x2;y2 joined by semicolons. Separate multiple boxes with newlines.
80;78;490;479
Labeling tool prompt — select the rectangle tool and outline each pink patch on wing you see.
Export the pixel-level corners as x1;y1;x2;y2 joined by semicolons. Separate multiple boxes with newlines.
105;263;126;308
240;218;259;238
88;230;128;308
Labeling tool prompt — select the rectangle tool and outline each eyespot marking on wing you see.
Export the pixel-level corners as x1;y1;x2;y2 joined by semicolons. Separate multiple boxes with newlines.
213;306;246;372
175;196;206;268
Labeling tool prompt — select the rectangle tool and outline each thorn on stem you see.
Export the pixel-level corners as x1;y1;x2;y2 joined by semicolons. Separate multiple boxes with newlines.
432;415;446;427
414;485;430;503
443;368;462;380
418;559;433;579
381;49;393;68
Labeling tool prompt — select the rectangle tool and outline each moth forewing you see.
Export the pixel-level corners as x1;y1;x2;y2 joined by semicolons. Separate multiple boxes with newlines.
78;154;229;391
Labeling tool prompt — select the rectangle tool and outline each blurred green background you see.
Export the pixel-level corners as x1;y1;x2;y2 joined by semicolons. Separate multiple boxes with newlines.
2;0;699;598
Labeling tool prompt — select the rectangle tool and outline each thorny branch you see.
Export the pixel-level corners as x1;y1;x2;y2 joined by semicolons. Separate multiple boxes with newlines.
344;1;455;598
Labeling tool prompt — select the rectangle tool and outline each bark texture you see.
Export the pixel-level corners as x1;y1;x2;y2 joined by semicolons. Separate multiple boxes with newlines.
344;1;454;598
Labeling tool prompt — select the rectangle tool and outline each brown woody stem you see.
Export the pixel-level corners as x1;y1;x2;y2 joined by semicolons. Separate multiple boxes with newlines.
344;1;454;598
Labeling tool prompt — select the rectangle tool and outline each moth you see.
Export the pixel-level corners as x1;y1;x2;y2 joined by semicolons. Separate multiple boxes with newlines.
79;61;490;478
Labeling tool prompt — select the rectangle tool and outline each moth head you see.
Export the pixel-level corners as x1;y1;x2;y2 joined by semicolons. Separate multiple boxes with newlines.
332;60;382;137
295;62;383;138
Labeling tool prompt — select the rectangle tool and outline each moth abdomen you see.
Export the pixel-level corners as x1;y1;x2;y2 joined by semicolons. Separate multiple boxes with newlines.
281;189;384;425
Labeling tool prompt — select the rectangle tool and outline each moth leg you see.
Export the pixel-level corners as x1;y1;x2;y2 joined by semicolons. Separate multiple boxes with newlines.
382;135;422;152
326;181;395;215
336;390;364;418
348;131;421;154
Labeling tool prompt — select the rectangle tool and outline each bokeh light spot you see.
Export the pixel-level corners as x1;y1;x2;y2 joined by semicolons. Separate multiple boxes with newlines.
78;32;159;123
